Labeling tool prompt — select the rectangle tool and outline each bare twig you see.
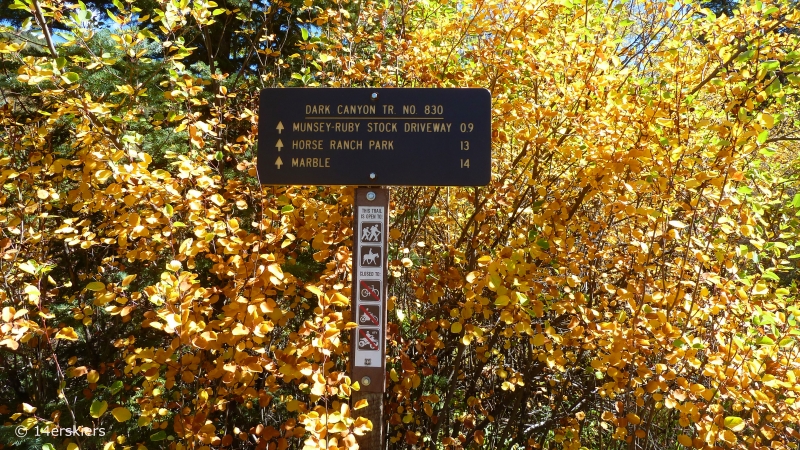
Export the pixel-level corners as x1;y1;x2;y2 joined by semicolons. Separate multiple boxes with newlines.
31;0;58;57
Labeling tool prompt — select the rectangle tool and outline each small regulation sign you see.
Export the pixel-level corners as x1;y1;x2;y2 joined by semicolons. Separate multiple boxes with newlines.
351;188;389;392
257;88;491;186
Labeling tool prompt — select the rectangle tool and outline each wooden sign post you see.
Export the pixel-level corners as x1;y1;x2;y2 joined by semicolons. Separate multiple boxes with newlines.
350;187;389;448
256;87;492;449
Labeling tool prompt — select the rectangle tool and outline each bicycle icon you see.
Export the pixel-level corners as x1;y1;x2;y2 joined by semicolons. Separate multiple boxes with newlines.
359;281;381;301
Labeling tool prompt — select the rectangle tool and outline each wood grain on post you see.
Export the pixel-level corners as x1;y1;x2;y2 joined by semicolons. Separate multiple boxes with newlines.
353;391;385;449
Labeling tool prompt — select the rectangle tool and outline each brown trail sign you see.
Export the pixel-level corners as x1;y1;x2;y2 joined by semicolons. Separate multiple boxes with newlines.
257;88;491;186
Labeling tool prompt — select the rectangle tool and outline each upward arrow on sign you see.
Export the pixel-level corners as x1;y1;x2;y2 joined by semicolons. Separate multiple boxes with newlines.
276;121;284;134
275;139;283;151
275;156;283;169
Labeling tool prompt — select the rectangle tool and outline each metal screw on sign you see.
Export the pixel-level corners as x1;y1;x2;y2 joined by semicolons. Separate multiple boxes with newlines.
370;173;376;180
366;192;376;201
361;376;371;386
371;92;378;100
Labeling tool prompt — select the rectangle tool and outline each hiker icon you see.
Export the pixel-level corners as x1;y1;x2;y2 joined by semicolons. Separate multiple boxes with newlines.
360;222;382;242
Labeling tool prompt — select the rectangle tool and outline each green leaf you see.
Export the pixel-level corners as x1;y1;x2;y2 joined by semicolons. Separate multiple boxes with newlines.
756;336;775;346
736;49;755;63
763;6;779;15
109;380;124;395
761;270;780;281
61;72;80;84
151;431;167;441
765;78;782;96
754;312;775;325
759;147;776;157
757;130;768;145
43;444;56;450
106;8;122;23
760;60;780;71
90;400;108;418
724;416;745;431
301;27;309;41
792;193;800;208
281;205;295;214
9;0;29;11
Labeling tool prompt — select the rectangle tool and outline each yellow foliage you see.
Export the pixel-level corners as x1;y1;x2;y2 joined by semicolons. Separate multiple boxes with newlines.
1;0;799;448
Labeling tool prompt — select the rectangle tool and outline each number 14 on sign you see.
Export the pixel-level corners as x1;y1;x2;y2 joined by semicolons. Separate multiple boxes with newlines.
461;159;470;168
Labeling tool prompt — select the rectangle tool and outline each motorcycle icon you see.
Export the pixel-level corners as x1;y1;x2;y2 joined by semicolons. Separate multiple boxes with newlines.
357;330;379;350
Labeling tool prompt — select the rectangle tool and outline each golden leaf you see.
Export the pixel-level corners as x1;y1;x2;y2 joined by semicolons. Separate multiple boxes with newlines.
354;399;369;410
210;193;225;206
121;274;136;287
87;281;106;292
111;407;132;422
55;327;79;341
306;285;323;297
268;263;284;280
494;295;510;306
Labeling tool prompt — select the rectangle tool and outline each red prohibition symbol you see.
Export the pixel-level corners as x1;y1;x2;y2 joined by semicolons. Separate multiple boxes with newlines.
358;328;379;350
360;280;381;301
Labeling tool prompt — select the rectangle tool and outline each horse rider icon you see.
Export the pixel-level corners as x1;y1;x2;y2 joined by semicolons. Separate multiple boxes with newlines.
362;248;379;265
361;224;381;242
